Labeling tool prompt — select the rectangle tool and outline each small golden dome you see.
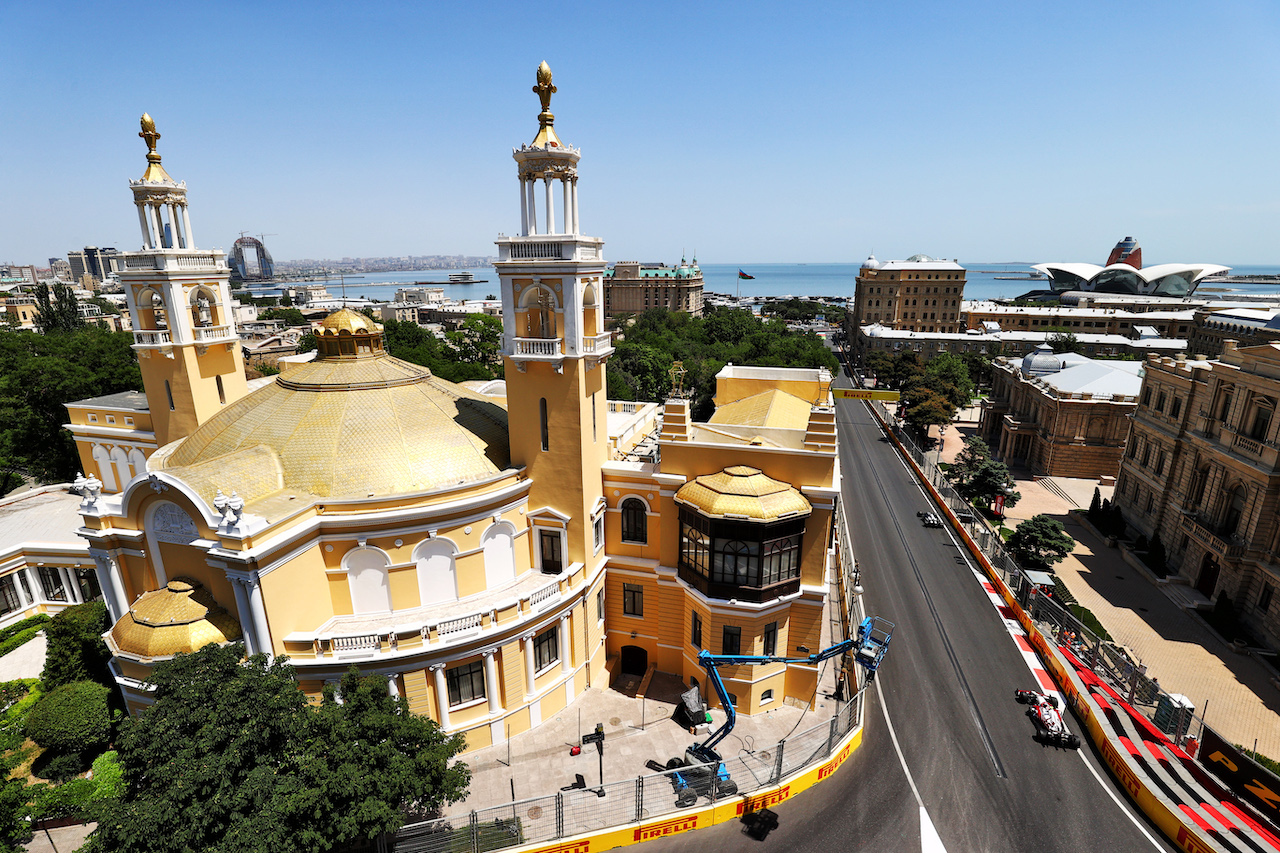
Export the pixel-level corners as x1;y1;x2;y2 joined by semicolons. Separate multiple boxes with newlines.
320;308;382;335
675;466;811;520
106;577;241;661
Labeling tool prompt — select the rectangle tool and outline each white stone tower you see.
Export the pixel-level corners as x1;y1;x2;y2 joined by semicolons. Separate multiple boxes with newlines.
495;63;613;572
122;114;249;447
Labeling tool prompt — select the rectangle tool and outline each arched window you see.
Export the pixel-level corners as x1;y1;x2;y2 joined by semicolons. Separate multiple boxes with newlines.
413;539;458;606
715;540;755;586
481;523;517;589
346;548;392;614
621;498;647;544
91;445;117;492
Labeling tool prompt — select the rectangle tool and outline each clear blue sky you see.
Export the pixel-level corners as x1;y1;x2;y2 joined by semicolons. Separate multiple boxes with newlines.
4;1;1279;267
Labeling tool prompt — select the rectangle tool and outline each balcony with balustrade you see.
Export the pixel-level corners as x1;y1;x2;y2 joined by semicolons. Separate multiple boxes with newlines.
494;235;603;265
281;562;586;666
121;249;227;273
1180;512;1243;562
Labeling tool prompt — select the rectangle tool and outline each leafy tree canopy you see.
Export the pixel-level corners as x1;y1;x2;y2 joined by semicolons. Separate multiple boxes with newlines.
1008;514;1075;570
259;307;307;327
1047;330;1081;354
0;326;142;482
608;307;837;420
41;601;113;692
760;298;847;326
87;644;470;853
32;283;85;335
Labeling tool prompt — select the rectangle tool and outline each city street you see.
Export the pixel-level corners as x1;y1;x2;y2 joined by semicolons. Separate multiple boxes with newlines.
644;373;1177;851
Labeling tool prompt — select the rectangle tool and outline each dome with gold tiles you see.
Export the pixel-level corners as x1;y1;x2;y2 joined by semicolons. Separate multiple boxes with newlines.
148;311;510;503
674;466;811;520
105;578;242;661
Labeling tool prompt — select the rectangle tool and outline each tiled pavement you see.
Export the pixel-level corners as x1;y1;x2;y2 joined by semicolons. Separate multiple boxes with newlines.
939;421;1280;758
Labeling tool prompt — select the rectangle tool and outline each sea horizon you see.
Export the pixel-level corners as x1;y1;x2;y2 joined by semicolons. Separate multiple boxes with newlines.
252;262;1280;306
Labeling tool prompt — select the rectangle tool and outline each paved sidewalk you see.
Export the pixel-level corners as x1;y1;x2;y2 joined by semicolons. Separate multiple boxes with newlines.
0;632;45;681
938;421;1280;758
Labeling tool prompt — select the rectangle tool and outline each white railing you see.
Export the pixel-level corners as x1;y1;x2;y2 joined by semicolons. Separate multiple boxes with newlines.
581;332;613;353
530;579;561;610
170;254;222;271
437;613;483;637
513;337;562;356
331;634;379;653
509;242;563;260
133;329;171;346
608;401;644;414
124;255;157;269
194;324;233;342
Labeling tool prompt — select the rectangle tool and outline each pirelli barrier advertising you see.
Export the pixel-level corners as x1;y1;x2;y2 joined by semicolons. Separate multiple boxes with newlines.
515;730;864;853
832;388;900;402
1198;726;1280;828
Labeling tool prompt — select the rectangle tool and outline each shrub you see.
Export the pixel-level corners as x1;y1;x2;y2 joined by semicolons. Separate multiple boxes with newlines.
35;751;85;783
1145;536;1168;578
0;682;30;712
0;615;49;645
89;751;122;802
24;681;112;758
1070;605;1112;641
41;601;112;692
0;626;44;661
0;681;43;757
1088;487;1102;521
25;778;96;823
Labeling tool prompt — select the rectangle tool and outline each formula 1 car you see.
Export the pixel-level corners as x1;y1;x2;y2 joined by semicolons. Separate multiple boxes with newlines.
1014;689;1081;749
917;511;944;528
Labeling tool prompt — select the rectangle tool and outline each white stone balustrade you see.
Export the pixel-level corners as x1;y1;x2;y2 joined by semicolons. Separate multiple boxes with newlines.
581;332;613;353
133;329;172;346
331;634;379;654
194;324;233;342
513;337;562;356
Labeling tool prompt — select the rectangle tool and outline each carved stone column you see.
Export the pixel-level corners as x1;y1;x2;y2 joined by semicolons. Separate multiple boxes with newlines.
482;648;501;715
559;614;572;674
522;633;537;696
430;663;450;729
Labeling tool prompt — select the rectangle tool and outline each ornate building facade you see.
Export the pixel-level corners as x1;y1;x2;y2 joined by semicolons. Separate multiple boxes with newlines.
1;66;844;752
603;260;704;319
1116;344;1280;648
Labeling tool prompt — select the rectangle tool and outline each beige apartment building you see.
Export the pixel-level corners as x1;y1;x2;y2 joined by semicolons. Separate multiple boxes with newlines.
1116;343;1280;648
850;254;966;340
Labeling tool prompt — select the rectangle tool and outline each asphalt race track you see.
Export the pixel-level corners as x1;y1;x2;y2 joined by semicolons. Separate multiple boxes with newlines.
642;371;1177;852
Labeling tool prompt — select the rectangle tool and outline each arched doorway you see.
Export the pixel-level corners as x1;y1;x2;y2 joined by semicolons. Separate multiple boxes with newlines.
1196;553;1220;599
620;645;647;676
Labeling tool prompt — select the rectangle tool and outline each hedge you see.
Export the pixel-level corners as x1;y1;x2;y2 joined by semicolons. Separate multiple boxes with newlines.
0;627;44;661
24;778;96;823
89;751;122;802
24;681;111;757
0;615;49;646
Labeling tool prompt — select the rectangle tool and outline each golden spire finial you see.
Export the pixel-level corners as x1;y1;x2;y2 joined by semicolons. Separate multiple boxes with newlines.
138;113;174;182
534;61;556;124
139;113;161;163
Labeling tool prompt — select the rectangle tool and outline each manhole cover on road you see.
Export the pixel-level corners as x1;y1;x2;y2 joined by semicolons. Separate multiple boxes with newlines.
528;806;543;820
609;717;621;726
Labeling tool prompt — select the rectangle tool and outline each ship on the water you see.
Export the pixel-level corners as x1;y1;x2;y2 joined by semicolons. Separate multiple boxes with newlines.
411;272;489;285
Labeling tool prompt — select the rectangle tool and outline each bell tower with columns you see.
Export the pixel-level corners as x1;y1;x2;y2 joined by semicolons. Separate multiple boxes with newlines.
495;63;613;572
122;114;248;447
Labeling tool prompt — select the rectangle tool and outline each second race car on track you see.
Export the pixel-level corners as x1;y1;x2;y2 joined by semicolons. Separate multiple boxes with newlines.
1015;689;1081;749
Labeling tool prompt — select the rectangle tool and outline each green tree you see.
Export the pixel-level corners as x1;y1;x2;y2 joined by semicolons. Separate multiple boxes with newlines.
0;326;143;482
865;351;893;383
946;436;992;488
900;386;952;433
962;458;1021;510
1146;535;1167;577
260;307;307;327
444;314;504;372
0;778;30;853
32;282;85;334
1008;514;1075;570
41;601;113;692
892;351;924;389
87;644;470;853
1088;486;1102;521
296;332;317;353
1047;330;1081;354
921;352;974;409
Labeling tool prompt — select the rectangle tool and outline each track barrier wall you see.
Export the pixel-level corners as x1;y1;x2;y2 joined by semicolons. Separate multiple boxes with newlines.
862;393;1280;853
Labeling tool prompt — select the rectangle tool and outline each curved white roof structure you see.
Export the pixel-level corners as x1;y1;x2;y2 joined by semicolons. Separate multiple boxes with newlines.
1030;261;1230;298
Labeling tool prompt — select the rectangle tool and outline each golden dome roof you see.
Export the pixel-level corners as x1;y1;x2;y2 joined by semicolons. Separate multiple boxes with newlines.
153;348;510;502
107;578;241;661
675;466;811;520
320;308;382;335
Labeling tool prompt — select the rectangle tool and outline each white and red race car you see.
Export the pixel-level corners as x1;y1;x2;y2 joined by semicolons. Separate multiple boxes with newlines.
1014;689;1082;749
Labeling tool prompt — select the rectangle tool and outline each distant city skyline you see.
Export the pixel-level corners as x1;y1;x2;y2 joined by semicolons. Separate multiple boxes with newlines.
5;1;1279;266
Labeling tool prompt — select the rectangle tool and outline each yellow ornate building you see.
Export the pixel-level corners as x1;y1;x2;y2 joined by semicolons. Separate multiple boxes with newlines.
11;65;844;753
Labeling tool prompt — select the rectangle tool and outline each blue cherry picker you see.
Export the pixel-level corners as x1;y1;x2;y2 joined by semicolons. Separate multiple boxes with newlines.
648;615;894;806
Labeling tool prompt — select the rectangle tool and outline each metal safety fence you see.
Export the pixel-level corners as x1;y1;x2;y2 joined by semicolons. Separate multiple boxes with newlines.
865;396;1200;745
388;697;864;853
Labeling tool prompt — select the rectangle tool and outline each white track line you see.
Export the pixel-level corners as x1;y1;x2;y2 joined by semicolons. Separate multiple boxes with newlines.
876;679;950;853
